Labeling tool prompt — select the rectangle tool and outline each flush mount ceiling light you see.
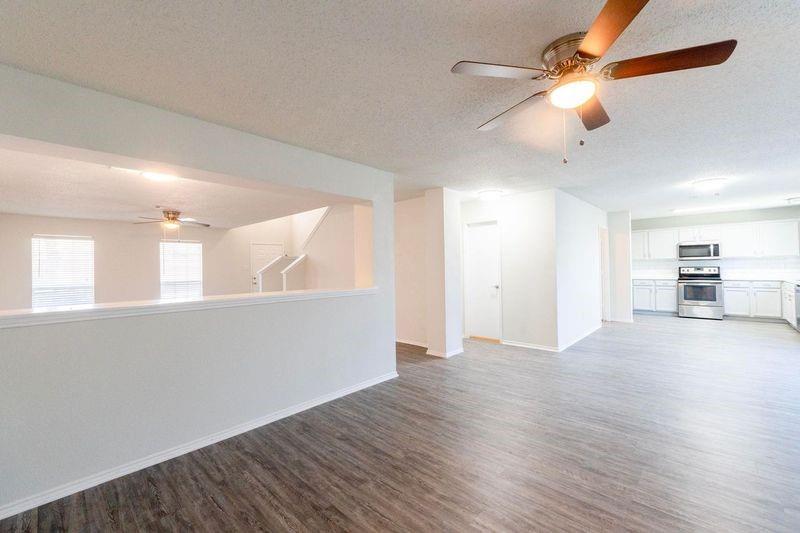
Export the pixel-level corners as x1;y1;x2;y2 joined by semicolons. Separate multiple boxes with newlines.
477;189;505;201
142;171;179;182
691;177;728;193
672;203;748;214
787;197;800;205
547;75;598;109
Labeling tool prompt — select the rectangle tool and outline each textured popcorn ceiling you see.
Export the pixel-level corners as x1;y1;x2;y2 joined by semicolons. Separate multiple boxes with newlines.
0;149;350;228
0;1;797;218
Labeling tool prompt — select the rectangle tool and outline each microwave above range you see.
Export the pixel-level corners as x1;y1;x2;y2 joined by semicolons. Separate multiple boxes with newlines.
677;242;720;261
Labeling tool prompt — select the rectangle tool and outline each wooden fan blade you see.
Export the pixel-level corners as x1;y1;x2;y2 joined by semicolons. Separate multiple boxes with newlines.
478;91;548;131
137;216;162;220
576;96;610;131
600;40;737;80
577;0;649;61
181;221;211;227
452;61;548;80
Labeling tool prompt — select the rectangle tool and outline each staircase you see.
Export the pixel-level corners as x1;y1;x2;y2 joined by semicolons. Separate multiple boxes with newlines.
256;254;307;292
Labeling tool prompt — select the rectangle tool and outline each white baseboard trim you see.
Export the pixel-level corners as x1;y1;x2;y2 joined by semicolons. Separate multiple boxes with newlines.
501;340;560;352
557;324;603;352
396;338;428;348
502;323;604;354
426;348;463;358
0;371;398;521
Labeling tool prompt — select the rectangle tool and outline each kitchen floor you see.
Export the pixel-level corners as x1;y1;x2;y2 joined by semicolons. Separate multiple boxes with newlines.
3;315;799;532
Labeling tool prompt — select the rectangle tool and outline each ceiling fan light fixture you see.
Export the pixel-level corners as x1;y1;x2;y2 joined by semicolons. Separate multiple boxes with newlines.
547;76;598;109
162;221;181;229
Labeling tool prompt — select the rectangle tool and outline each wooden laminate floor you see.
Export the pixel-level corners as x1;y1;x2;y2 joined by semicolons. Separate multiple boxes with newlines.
3;315;800;532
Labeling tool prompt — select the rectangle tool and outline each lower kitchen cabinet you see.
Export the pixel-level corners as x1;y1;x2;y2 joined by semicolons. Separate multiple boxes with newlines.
633;284;655;311
752;287;782;318
723;281;783;318
723;286;751;316
783;285;797;326
655;282;677;312
633;280;676;312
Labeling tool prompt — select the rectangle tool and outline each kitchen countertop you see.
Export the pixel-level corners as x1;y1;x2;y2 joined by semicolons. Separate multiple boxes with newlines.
633;273;800;285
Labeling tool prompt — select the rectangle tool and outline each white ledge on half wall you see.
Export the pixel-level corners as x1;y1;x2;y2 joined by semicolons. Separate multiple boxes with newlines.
0;287;379;329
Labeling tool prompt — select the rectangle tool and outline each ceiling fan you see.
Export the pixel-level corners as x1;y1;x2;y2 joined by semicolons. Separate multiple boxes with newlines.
451;0;737;132
135;209;211;229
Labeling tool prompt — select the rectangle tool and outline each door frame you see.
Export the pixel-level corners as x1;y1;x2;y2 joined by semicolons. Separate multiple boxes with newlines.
462;219;503;341
249;242;285;292
599;227;611;321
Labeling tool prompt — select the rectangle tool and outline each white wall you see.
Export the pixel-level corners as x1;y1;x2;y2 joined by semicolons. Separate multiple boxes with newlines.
607;211;633;322
394;197;426;346
462;190;559;349
554;190;606;350
460;189;608;351
0;64;395;517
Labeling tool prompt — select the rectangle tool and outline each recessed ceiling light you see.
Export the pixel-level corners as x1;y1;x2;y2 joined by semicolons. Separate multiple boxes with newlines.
787;197;800;205
477;189;504;201
691;177;728;193
142;171;179;182
672;203;748;214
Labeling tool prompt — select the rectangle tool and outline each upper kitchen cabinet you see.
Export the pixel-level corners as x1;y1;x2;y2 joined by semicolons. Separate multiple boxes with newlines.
757;220;799;257
634;219;799;260
677;226;721;243
647;229;678;259
720;224;756;258
632;231;648;261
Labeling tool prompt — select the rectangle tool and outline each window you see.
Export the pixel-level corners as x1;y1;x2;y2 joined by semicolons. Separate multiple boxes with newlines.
160;241;203;300
31;235;95;308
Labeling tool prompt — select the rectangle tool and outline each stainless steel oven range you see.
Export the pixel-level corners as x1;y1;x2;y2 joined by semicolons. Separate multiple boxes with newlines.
678;266;724;320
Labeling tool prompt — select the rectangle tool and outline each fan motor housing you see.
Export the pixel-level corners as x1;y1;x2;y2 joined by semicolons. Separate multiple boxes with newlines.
541;32;589;77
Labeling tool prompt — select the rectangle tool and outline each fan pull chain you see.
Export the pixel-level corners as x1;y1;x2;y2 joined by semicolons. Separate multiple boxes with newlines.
562;109;568;164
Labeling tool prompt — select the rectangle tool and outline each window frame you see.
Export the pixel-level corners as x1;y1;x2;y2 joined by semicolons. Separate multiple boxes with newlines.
31;234;95;309
159;239;204;301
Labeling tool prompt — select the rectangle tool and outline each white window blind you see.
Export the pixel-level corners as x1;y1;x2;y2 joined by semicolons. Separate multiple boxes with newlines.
31;235;95;308
160;241;203;300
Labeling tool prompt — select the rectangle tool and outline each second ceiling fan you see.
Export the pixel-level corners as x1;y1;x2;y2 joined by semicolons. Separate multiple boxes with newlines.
452;0;737;131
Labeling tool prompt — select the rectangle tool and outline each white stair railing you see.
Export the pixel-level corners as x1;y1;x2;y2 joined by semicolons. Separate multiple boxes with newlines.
281;254;307;291
257;255;294;292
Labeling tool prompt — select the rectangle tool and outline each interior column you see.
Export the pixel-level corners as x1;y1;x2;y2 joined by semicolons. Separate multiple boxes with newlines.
424;188;464;357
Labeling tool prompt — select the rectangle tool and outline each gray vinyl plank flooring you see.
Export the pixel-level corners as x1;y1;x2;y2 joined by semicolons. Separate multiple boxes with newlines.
2;314;799;532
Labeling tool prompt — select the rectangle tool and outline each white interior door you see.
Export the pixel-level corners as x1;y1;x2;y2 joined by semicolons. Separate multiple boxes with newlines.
464;221;501;339
250;243;284;291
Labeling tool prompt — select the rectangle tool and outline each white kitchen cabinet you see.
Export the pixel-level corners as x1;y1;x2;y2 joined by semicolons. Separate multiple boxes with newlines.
633;281;655;311
756;221;799;257
678;228;697;242
655;283;678;312
720;223;756;258
752;288;782;318
723;286;751;316
647;229;678;259
696;226;722;242
783;285;797;326
631;231;648;261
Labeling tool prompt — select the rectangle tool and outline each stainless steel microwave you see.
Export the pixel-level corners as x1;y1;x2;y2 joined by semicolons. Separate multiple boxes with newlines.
677;242;720;260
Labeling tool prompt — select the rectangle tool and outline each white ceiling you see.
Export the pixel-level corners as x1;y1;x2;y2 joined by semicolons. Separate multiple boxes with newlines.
0;1;797;218
0;148;350;228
